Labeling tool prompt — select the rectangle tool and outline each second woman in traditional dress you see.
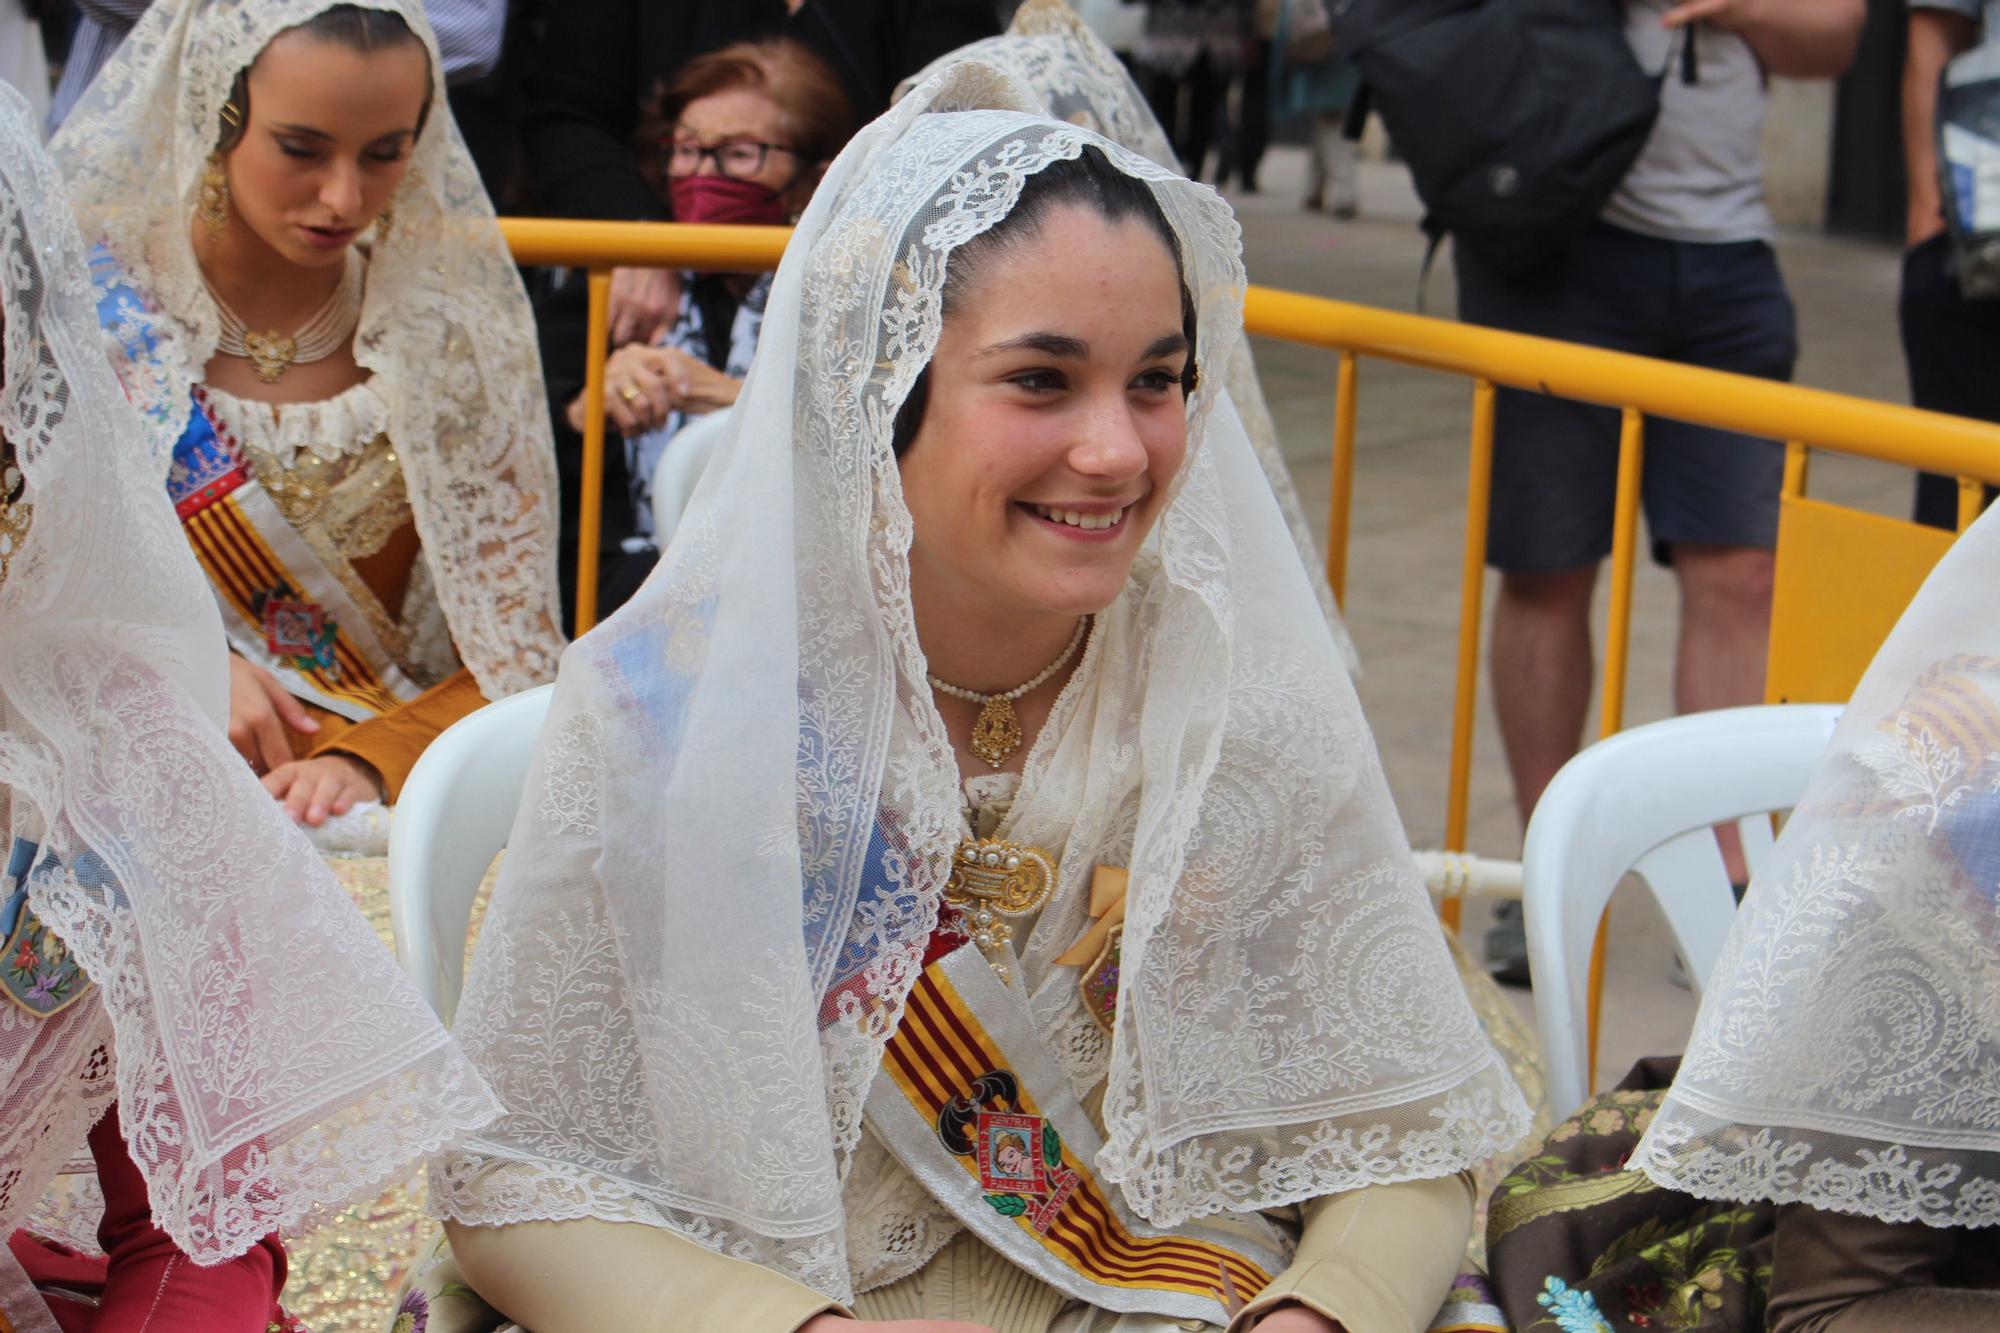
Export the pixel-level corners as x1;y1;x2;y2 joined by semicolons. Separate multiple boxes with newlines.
53;0;565;827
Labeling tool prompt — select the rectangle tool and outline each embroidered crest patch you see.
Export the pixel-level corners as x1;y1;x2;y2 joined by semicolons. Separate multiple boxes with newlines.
253;581;340;676
976;1111;1050;1197
937;1068;1078;1232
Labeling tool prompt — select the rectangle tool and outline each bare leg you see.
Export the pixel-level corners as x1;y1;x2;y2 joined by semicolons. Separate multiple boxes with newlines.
1670;541;1774;882
1485;565;1599;981
1489;565;1601;830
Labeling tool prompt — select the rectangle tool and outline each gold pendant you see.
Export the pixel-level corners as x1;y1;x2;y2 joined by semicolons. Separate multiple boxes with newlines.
944;837;1056;983
969;696;1024;768
244;330;298;383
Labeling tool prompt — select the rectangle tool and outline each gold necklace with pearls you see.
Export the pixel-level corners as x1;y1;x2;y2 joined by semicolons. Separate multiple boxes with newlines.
204;251;362;384
927;616;1090;768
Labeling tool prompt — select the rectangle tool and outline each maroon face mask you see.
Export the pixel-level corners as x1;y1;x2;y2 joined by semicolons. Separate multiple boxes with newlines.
668;174;789;227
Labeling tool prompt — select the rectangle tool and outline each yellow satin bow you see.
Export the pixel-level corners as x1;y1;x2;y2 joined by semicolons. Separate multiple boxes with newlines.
1056;866;1128;967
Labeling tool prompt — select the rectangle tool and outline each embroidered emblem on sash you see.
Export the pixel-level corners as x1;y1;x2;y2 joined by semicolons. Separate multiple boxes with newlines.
0;838;92;1019
937;1069;1080;1233
253;581;340;677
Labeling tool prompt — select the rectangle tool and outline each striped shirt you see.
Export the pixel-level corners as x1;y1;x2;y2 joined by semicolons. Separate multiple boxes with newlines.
47;0;507;132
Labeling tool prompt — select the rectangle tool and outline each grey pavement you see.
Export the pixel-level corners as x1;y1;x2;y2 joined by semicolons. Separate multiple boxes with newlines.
1231;148;1909;1094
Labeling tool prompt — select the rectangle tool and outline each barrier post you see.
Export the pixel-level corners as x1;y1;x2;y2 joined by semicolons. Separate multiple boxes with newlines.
574;271;613;634
1583;406;1647;1092
1442;379;1498;933
1327;352;1359;609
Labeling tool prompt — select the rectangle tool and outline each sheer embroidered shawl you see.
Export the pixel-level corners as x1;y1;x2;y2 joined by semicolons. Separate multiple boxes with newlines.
0;81;497;1267
49;0;564;697
1635;506;2000;1230
898;0;1359;670
436;73;1528;1302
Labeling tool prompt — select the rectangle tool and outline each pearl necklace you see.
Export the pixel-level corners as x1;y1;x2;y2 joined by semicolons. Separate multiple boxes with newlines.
204;252;362;384
928;616;1091;768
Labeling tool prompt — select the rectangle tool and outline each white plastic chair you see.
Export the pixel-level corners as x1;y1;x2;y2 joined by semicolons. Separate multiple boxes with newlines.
1521;702;1842;1119
387;683;555;1021
648;406;730;548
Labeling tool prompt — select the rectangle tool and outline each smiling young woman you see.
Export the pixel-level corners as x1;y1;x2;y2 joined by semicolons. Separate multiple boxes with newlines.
52;0;564;830
425;65;1528;1333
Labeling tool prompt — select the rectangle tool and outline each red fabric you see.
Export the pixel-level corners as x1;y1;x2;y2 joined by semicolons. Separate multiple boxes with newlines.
6;1107;291;1332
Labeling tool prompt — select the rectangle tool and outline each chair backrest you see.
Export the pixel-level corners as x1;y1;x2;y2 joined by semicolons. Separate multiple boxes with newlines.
648;406;729;548
387;683;556;1021
1521;702;1842;1119
1766;482;1949;706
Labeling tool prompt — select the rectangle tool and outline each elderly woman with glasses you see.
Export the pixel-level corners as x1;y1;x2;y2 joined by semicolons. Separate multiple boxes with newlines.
557;38;855;572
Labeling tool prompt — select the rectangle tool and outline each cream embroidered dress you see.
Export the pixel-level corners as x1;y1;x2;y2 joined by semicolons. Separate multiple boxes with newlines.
431;62;1531;1333
53;0;565;758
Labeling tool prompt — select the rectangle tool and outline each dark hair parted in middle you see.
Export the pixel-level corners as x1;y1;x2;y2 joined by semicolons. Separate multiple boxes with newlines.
890;145;1200;459
216;5;435;153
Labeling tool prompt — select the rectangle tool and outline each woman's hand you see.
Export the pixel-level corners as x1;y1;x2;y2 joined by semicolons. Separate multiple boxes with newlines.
796;1318;997;1333
608;266;682;347
569;344;744;437
1247;1303;1344;1332
574;344;678;436
227;654;318;774
262;753;383;825
653;345;742;415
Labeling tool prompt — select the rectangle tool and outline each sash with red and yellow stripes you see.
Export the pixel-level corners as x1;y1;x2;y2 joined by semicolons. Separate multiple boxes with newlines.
869;944;1285;1325
173;398;421;722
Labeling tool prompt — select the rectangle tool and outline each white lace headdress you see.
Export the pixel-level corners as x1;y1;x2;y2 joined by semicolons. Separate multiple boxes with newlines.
0;83;497;1266
897;0;1359;668
437;68;1527;1301
49;0;564;696
1635;507;2000;1230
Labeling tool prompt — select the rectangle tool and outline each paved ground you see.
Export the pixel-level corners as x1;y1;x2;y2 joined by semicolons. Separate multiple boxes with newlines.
1229;148;1911;1094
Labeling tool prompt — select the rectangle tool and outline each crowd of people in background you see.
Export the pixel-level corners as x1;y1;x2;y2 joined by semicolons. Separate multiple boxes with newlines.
1;1;1999;1331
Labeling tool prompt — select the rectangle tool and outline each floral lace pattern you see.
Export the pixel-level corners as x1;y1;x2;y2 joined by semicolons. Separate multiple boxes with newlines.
1636;530;2000;1229
442;74;1526;1304
51;0;565;699
0;78;498;1267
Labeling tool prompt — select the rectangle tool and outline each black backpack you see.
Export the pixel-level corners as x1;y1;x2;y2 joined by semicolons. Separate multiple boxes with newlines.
1331;0;1665;278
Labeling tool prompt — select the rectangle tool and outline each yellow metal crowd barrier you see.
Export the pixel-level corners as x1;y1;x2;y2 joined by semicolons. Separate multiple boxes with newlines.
502;216;2000;1090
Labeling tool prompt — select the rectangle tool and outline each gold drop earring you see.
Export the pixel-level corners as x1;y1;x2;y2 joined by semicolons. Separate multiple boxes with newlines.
198;101;244;238
197;152;230;237
373;197;395;242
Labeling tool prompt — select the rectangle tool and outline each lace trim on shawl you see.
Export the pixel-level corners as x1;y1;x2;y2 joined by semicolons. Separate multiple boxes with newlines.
1634;1100;2000;1231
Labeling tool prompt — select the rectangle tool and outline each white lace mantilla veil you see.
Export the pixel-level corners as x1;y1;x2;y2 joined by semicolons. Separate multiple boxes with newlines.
434;64;1529;1303
48;0;564;697
897;0;1360;672
0;81;497;1280
1633;505;2000;1231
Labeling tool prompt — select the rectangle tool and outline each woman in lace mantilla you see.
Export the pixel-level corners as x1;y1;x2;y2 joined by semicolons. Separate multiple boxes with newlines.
51;0;565;828
1481;508;2000;1332
426;62;1530;1333
897;0;1358;672
0;80;496;1332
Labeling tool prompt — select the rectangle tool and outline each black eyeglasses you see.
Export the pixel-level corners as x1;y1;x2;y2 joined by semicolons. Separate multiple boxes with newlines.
661;138;799;180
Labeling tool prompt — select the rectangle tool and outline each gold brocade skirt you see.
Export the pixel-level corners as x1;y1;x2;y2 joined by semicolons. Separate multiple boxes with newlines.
297;855;498;1333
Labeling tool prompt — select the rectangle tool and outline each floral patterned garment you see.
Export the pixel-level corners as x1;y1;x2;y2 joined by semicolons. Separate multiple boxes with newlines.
1485;1058;1774;1333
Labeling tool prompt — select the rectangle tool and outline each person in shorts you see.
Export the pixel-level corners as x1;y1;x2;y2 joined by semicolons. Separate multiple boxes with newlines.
1453;0;1864;985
